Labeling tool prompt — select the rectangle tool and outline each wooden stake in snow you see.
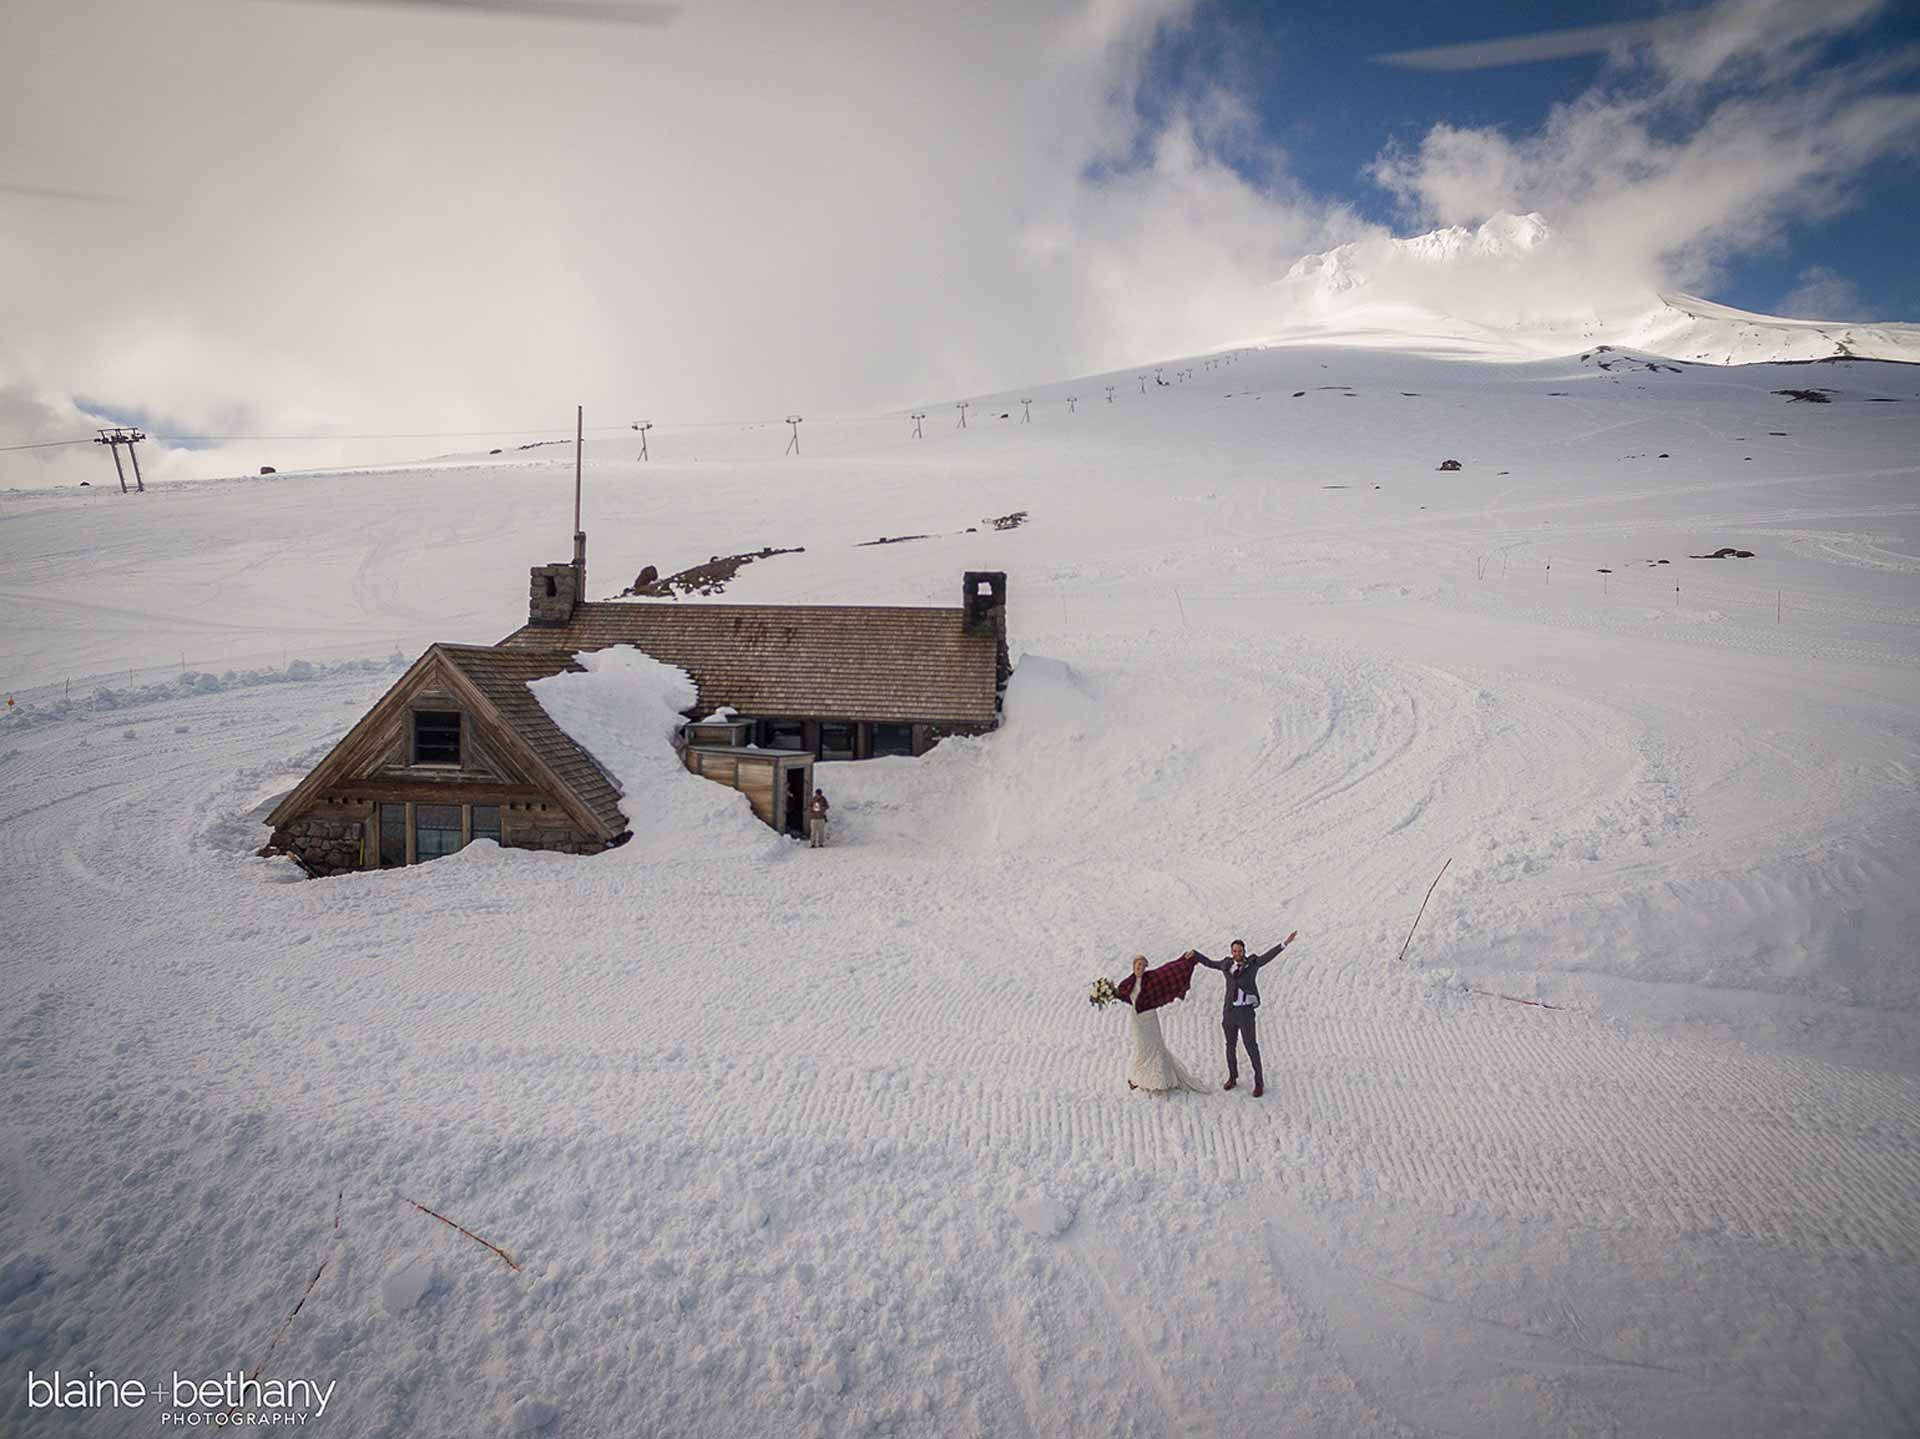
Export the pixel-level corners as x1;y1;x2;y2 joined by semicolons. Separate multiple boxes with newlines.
403;1197;521;1272
1468;988;1562;1010
1397;857;1451;962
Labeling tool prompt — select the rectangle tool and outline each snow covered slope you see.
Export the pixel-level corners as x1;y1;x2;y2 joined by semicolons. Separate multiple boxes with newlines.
1268;213;1920;364
3;342;1918;1436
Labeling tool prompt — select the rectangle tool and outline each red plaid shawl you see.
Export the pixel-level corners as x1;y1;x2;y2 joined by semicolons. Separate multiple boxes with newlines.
1114;954;1200;1015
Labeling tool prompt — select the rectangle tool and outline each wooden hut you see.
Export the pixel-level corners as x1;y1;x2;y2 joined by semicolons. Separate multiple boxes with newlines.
499;570;1010;760
263;645;626;875
682;741;814;836
264;562;1011;875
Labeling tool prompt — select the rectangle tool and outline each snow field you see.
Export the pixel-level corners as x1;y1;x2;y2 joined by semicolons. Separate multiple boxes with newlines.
3;342;1919;1435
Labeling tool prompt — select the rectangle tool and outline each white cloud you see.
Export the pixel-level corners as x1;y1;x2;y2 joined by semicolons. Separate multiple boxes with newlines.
1;0;1913;489
1368;0;1920;307
1775;264;1867;320
7;0;1335;486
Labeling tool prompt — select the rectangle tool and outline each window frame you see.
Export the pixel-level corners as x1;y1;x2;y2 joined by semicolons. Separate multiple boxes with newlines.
763;719;807;752
411;709;463;767
872;722;914;758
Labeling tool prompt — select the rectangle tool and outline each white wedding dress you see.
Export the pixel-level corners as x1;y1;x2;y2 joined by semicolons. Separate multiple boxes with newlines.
1127;1000;1208;1094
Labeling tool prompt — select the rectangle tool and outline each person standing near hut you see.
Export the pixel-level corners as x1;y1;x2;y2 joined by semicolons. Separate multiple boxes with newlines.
1186;932;1296;1097
808;788;830;848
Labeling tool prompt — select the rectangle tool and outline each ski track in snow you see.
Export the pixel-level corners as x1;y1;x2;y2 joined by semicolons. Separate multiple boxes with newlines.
4;344;1919;1437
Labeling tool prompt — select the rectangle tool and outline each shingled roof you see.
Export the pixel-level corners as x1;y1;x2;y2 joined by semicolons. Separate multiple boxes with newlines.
435;645;627;836
498;600;1000;725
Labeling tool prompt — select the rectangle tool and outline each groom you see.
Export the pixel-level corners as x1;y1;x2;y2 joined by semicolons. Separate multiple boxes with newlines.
1184;933;1296;1098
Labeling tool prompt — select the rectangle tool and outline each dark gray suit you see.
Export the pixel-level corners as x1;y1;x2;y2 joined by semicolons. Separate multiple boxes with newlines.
1194;941;1285;1084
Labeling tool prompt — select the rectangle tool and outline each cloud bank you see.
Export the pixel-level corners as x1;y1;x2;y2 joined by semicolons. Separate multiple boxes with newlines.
1;0;1915;487
1369;0;1920;312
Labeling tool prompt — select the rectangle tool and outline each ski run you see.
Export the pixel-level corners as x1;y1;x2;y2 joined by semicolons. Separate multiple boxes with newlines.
3;341;1918;1436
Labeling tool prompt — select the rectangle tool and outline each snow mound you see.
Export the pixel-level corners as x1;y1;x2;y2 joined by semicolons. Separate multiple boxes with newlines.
528;644;767;851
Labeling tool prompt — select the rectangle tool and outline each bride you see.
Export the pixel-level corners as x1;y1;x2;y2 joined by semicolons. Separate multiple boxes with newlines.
1117;954;1207;1094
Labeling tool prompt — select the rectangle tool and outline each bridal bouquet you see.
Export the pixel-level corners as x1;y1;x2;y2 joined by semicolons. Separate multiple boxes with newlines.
1088;977;1118;1009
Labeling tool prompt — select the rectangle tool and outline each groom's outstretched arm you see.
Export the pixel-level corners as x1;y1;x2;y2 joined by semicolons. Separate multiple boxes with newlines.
1187;949;1226;971
1253;941;1284;966
1250;932;1298;970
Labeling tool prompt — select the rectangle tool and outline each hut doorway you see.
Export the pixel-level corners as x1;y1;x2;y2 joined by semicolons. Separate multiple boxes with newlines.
785;767;808;837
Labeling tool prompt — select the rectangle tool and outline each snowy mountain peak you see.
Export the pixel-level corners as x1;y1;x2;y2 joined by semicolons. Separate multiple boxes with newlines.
1268;213;1919;365
1284;212;1553;294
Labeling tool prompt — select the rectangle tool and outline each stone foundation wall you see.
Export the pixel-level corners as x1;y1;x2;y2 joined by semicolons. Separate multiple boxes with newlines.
277;814;364;876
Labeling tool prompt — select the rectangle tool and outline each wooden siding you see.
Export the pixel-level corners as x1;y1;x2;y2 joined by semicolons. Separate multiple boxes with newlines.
735;755;777;826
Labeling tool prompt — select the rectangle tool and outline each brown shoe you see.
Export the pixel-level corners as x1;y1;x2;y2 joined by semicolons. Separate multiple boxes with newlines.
1128;1081;1138;1090
1223;1078;1237;1091
1252;1081;1264;1098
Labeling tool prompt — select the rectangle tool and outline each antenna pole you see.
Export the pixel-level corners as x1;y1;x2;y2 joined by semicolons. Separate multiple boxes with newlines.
572;405;586;596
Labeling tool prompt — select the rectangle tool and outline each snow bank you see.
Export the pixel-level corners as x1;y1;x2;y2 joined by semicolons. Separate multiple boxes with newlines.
527;644;772;853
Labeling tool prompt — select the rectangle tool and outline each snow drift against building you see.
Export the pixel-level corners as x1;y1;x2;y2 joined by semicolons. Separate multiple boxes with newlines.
528;644;770;854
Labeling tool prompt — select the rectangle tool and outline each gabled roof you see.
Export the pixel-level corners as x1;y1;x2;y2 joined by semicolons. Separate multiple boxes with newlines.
498;600;999;725
435;645;626;835
265;644;627;839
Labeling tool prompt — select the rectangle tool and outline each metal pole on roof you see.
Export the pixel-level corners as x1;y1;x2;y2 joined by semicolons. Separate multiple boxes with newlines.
573;405;586;595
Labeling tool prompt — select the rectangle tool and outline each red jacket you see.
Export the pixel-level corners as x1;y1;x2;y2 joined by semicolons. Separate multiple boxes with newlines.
1114;954;1200;1015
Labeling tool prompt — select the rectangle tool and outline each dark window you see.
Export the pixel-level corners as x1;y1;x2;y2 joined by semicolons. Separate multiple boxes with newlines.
379;803;406;867
415;803;463;861
764;720;806;751
873;723;914;757
818;722;854;761
471;804;501;845
413;711;462;766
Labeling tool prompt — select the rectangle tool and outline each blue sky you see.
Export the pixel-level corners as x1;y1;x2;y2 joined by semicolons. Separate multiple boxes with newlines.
1130;0;1920;318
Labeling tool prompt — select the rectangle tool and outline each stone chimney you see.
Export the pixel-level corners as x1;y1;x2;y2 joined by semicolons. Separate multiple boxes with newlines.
963;571;1012;709
963;571;1006;633
529;562;580;626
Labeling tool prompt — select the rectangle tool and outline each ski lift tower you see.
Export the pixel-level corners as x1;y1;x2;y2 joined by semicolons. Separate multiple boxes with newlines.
94;427;147;493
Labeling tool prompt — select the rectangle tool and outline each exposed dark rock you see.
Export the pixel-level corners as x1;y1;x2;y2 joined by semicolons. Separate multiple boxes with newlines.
624;547;803;598
1437;459;1463;471
1689;547;1756;559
